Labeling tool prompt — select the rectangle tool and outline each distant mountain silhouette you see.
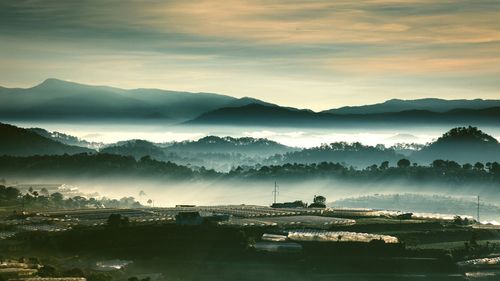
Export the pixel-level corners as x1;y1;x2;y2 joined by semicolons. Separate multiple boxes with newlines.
323;98;500;114
100;139;167;159
98;135;297;171
186;104;325;126
2;79;499;125
0;79;264;122
266;142;404;168
0;123;93;156
413;126;500;163
28;127;102;149
225;97;278;108
101;135;294;158
166;135;295;156
187;103;500;126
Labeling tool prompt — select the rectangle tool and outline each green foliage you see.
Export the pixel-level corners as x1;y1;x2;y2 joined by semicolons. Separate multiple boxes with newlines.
397;158;411;168
439;126;498;144
415;126;500;163
1;154;499;188
0;122;93;156
453;216;472;226
0;185;20;203
0;153;200;179
0;185;141;210
310;195;327;208
267;142;403;168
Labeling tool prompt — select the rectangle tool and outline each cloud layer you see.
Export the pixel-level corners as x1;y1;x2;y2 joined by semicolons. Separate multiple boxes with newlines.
1;0;499;110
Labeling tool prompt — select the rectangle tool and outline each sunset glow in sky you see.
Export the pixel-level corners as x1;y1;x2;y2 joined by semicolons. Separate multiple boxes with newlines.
1;0;499;110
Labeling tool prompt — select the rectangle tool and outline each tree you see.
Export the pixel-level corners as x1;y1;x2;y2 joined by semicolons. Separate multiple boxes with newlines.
50;192;64;204
0;185;20;202
380;161;389;170
462;163;473;170
474;162;485;171
309;195;326;208
486;162;492;172
491;162;500;175
397;158;411;168
431;159;446;169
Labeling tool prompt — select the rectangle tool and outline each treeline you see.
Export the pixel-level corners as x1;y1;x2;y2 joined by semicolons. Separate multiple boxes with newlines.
232;159;500;185
0;185;141;210
0;153;215;179
0;153;499;186
266;142;403;167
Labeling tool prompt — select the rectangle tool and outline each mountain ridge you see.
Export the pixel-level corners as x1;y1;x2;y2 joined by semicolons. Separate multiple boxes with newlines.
187;103;500;126
1;79;500;124
0;79;268;122
0;122;94;156
323;98;500;115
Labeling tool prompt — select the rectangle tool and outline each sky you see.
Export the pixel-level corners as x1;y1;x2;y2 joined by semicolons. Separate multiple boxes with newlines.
0;0;499;110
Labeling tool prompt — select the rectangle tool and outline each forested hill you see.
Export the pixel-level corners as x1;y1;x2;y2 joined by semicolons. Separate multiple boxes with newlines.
166;136;296;156
266;142;404;168
0;122;93;156
413;126;500;163
1;122;499;172
28;127;101;149
100;140;167;160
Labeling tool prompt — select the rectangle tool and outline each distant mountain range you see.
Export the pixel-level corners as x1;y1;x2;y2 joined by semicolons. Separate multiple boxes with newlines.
0;79;247;122
187;103;500;126
99;136;297;171
322;98;500;114
1;79;499;126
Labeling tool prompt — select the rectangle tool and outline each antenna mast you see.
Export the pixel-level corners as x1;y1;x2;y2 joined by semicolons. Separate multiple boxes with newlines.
477;195;480;222
272;181;279;204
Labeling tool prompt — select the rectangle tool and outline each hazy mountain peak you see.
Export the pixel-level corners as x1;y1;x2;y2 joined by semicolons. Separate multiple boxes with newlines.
0;78;237;122
35;78;80;88
224;97;277;108
33;78;120;92
324;98;500;114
